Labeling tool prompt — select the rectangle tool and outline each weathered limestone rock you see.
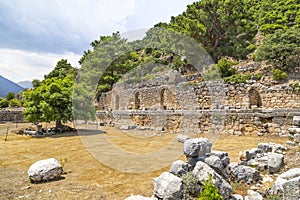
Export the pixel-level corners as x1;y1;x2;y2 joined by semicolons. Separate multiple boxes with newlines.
176;134;190;143
273;168;300;194
246;148;263;161
28;158;63;182
293;116;300;126
193;161;232;199
230;194;244;200
286;141;295;146
257;143;272;153
211;150;231;167
282;176;300;199
227;163;261;184
169;160;190;176
125;195;157;200
183;138;212;157
153;172;183;200
267;152;284;174
244;190;263;200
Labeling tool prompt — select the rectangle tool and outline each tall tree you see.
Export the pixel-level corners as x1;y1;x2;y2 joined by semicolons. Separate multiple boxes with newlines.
23;59;76;128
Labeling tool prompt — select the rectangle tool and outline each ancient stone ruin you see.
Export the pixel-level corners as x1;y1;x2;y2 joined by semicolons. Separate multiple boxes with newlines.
97;69;300;136
125;137;300;200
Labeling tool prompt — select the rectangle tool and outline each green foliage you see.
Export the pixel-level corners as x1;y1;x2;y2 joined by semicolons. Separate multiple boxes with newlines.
0;98;9;108
253;0;300;34
182;172;199;200
158;0;257;61
202;65;222;81
224;74;247;83
216;58;237;78
23;59;76;127
9;98;22;107
255;28;300;70
272;68;288;81
267;194;283;200
6;92;15;101
199;175;223;200
290;82;300;94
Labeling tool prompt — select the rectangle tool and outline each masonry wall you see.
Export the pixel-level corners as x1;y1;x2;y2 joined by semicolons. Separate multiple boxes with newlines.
0;109;24;122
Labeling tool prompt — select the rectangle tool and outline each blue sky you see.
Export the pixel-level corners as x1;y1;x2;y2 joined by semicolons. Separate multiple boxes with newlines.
0;0;197;82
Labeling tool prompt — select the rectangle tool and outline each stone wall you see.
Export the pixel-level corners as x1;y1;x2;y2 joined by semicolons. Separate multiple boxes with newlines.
0;109;24;122
97;70;300;135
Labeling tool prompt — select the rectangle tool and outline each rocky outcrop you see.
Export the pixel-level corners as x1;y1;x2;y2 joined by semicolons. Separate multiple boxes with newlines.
227;163;261;184
153;172;183;200
273;168;300;195
169;160;190;176
193;161;233;199
28;158;63;182
183;138;212;157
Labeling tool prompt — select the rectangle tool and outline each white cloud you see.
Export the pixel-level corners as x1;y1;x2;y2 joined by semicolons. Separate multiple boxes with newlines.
0;0;137;53
0;48;81;82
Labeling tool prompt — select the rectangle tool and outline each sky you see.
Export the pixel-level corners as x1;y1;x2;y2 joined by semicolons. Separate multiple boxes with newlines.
0;0;197;83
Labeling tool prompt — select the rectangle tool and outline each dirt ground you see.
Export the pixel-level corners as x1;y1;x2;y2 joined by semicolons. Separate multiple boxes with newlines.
1;122;299;199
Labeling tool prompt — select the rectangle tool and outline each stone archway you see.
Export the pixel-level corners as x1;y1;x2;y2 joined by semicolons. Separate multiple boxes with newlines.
135;92;141;109
115;95;119;110
249;88;262;108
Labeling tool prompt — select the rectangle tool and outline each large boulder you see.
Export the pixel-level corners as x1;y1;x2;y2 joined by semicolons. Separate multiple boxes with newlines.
153;172;183;200
183;138;212;157
227;163;261;184
282;176;300;199
169;160;190;176
193;161;232;199
273;168;300;194
268;152;284;174
230;194;244;200
28;158;63;182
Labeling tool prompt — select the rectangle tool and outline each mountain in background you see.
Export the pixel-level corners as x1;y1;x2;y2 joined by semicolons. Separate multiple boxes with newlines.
17;80;33;89
0;75;24;98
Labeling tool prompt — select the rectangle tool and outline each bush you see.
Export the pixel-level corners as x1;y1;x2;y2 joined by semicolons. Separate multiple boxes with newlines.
9;98;22;107
199;175;223;200
255;28;300;70
182;172;199;200
0;98;9;108
6;92;15;100
224;74;247;83
272;68;287;81
216;58;238;78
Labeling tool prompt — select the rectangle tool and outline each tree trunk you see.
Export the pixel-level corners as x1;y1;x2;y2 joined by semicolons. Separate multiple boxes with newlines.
56;120;63;129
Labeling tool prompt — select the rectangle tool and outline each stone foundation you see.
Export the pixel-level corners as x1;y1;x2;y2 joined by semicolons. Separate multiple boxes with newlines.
0;109;24;122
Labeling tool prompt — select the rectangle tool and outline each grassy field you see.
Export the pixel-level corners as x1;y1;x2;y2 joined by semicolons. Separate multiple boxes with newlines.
0;122;298;199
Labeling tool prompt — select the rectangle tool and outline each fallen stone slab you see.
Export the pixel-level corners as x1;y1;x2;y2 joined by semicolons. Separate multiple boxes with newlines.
268;152;284;174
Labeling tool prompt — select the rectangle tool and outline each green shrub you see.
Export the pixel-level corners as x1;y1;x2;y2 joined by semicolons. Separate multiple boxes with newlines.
224;74;247;83
9;98;22;107
199;175;223;200
0;98;9;108
272;68;287;81
216;58;238;78
6;92;15;100
182;172;199;200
